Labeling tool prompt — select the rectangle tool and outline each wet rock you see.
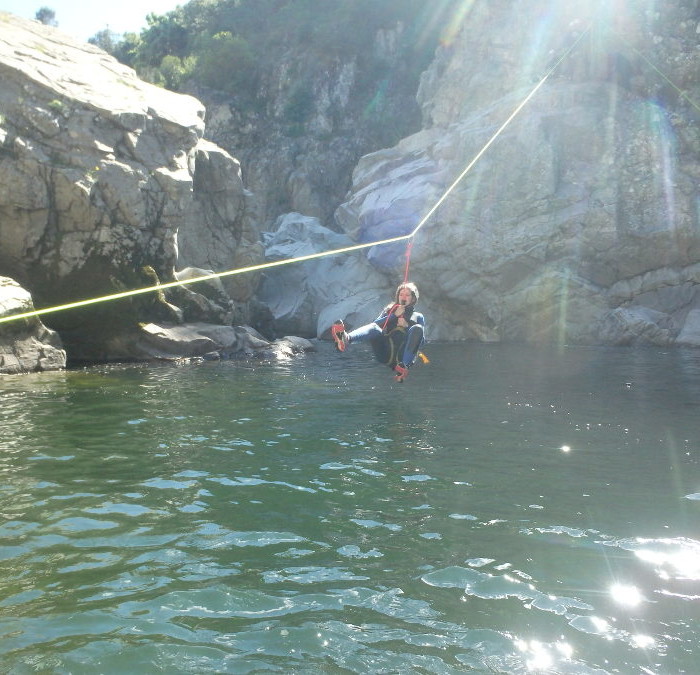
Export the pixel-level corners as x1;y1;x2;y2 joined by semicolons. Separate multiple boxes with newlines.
132;321;314;361
0;277;66;374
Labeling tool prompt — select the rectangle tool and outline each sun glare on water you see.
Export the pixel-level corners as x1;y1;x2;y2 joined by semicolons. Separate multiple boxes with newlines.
610;583;643;607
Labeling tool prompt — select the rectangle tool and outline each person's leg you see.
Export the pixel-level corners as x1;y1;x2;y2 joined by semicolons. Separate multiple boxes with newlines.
333;320;388;357
397;324;424;369
347;322;382;344
331;320;349;351
348;323;393;364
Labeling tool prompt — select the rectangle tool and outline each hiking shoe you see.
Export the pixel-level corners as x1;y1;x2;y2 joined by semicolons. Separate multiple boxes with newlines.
393;363;409;382
331;320;348;352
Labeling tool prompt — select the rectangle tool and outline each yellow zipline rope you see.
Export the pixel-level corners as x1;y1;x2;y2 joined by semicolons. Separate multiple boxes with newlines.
0;235;410;324
0;14;638;328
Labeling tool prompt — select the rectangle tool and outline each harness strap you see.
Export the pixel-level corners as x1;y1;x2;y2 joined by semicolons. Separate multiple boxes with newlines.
381;239;415;332
381;304;399;332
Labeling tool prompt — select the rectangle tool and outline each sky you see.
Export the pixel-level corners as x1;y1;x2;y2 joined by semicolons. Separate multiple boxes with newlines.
0;0;183;42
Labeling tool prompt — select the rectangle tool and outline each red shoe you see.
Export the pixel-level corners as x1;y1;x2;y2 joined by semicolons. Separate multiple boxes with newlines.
393;363;408;382
331;320;348;352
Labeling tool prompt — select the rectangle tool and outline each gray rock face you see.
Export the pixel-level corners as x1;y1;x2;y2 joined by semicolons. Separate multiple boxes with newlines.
328;1;700;345
0;14;203;285
3;5;699;355
178;140;263;308
0;276;66;374
258;213;389;338
199;20;421;230
0;13;263;362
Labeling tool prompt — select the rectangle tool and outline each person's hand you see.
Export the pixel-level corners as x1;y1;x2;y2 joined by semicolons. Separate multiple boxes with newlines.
394;305;405;317
397;316;408;328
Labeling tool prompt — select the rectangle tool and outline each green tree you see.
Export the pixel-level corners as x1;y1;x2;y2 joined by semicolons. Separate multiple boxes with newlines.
139;11;189;66
112;32;142;68
35;6;57;27
101;0;458;114
193;31;256;94
88;28;119;54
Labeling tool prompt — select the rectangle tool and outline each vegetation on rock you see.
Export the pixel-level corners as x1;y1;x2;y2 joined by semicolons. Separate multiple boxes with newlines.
88;0;458;139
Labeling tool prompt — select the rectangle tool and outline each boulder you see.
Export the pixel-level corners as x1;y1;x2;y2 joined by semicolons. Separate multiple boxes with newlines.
258;212;390;338
178;141;264;306
0;276;66;373
131;321;314;361
0;13;263;362
677;310;700;347
172;267;236;324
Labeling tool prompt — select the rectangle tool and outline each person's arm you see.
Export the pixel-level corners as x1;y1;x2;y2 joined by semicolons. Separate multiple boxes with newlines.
395;304;415;328
375;302;397;323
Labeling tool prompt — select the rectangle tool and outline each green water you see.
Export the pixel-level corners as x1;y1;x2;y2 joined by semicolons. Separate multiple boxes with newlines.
1;343;699;673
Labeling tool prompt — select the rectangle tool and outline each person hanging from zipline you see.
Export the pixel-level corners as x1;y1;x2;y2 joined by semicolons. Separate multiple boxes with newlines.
331;282;426;383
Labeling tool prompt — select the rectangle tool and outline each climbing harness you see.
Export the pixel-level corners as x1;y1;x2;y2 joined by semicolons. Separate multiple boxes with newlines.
382;240;431;367
383;326;408;368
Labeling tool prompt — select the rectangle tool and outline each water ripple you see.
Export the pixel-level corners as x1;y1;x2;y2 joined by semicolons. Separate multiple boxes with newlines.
1;346;699;672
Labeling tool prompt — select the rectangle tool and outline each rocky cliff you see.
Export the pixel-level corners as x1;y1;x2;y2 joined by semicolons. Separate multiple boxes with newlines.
0;12;266;368
258;0;700;346
198;17;428;230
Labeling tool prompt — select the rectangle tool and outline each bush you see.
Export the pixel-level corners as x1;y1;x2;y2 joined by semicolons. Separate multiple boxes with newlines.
160;54;196;90
105;0;459;108
193;31;257;94
139;12;189;66
283;82;314;124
